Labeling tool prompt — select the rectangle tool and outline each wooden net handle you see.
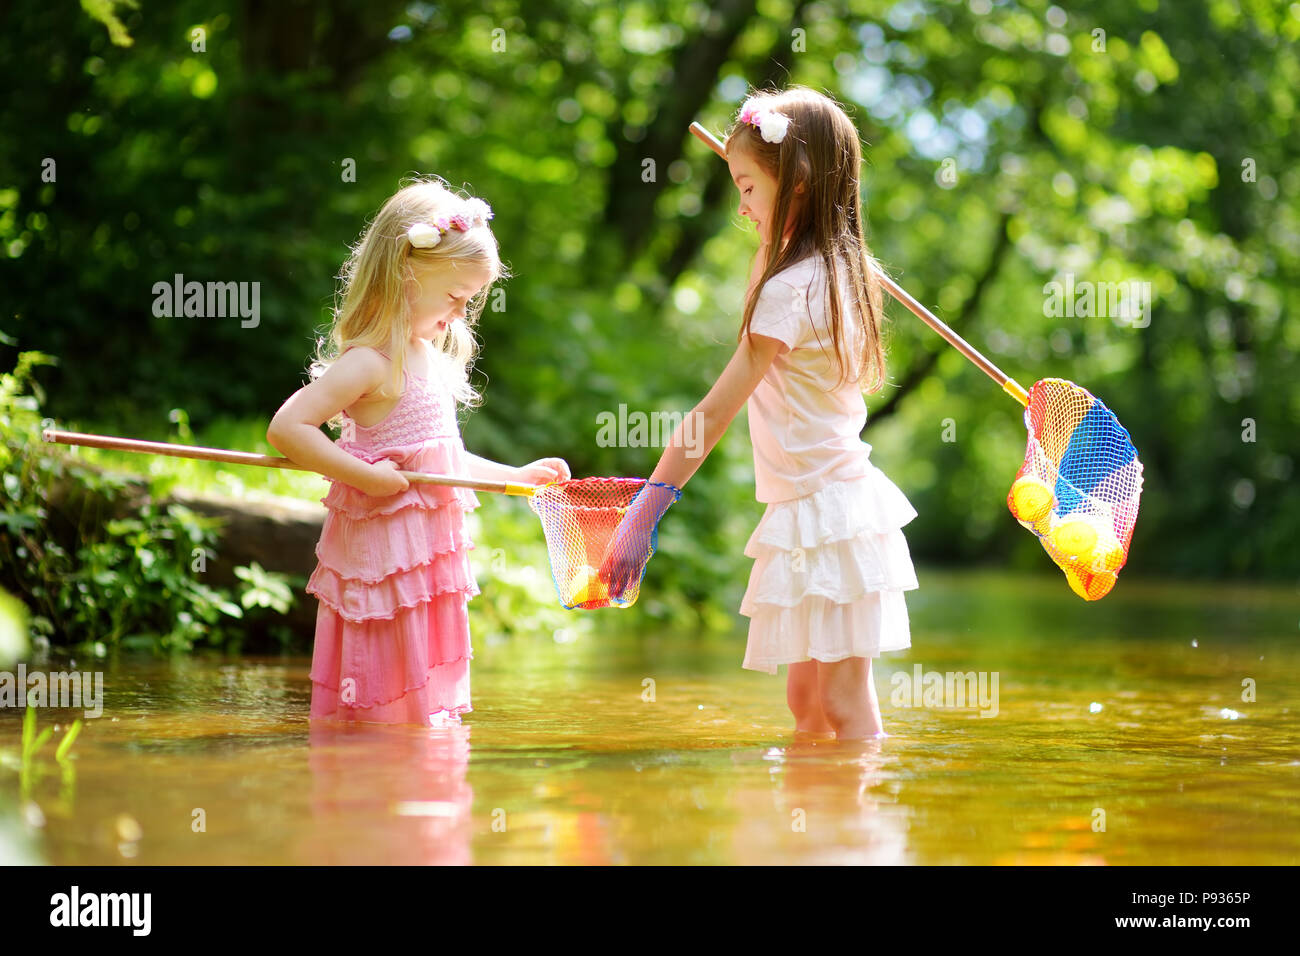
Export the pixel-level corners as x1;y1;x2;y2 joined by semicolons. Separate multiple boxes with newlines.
40;429;539;496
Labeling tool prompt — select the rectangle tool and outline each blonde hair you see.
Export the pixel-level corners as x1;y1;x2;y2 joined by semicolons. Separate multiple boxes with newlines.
310;176;505;430
726;86;887;393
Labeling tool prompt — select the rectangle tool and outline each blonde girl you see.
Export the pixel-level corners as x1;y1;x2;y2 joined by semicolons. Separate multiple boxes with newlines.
268;178;569;726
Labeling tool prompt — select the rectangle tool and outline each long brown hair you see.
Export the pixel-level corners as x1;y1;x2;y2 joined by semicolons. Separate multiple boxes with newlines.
727;87;886;392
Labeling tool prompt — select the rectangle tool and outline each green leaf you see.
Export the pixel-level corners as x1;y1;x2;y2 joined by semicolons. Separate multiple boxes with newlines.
55;718;83;762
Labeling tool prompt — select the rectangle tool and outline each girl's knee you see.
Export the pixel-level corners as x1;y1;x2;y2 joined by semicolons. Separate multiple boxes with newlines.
786;679;818;718
786;661;823;721
816;657;876;726
818;691;859;729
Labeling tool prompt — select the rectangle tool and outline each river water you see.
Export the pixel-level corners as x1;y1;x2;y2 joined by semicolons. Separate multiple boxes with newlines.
3;569;1297;864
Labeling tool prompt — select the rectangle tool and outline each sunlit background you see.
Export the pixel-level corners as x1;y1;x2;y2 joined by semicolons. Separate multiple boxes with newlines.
1;0;1297;865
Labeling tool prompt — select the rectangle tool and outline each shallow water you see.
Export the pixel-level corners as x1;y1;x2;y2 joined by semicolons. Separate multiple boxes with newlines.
3;570;1298;865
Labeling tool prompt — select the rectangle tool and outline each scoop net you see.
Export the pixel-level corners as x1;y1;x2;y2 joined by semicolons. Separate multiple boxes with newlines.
528;477;681;610
1007;378;1143;601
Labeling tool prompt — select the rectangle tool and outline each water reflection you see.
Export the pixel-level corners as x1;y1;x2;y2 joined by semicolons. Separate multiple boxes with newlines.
2;571;1297;865
730;738;910;865
298;721;473;866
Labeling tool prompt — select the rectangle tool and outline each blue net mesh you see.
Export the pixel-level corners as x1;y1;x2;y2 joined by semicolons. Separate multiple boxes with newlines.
1008;378;1144;600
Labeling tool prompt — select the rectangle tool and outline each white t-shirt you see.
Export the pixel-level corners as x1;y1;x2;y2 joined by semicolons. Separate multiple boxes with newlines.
745;254;875;503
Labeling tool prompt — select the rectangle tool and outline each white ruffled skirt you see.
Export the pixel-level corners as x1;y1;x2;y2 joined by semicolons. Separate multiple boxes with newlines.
740;463;919;674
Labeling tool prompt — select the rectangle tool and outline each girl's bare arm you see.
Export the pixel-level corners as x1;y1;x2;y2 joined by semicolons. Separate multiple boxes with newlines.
463;453;570;485
647;331;784;491
266;348;403;495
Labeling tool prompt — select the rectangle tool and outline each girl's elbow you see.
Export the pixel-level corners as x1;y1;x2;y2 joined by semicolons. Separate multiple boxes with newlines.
694;405;735;437
681;409;729;453
266;418;290;450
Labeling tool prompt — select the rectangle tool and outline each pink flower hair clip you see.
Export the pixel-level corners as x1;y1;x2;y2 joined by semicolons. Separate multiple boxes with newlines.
406;197;494;249
737;99;791;144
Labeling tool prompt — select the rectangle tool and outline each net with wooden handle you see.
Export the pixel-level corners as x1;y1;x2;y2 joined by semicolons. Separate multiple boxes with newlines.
688;120;1145;599
40;428;680;608
42;428;536;495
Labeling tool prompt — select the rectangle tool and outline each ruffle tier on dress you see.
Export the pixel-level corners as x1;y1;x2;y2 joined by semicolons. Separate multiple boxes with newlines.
306;436;481;724
740;462;920;674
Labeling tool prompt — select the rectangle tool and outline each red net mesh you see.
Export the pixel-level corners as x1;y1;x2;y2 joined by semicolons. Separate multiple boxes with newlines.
528;477;677;610
1007;378;1144;601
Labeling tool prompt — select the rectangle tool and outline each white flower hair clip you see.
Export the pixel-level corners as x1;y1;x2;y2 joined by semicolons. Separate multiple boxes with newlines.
406;198;495;249
738;99;791;144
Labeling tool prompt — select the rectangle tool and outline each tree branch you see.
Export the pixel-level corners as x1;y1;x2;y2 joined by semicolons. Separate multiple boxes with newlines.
654;1;814;293
602;0;758;260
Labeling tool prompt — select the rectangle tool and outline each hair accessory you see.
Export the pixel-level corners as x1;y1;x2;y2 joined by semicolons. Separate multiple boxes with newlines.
406;198;495;249
738;99;791;144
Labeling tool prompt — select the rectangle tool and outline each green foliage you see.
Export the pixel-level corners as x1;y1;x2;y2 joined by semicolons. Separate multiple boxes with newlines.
1;0;1295;602
0;349;298;654
0;585;28;667
1;706;82;811
234;561;294;614
60;502;244;653
79;0;138;47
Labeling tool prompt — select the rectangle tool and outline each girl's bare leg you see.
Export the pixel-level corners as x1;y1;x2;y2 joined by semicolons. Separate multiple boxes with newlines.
817;657;884;739
786;659;834;736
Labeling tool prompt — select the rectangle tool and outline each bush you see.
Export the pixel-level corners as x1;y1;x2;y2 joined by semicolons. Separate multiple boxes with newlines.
0;342;297;656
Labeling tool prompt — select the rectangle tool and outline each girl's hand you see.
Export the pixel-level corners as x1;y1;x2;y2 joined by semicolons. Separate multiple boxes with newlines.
598;482;680;599
518;457;571;485
361;459;410;497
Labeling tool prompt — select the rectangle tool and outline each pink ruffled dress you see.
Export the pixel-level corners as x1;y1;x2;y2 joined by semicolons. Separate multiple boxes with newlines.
305;349;480;725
